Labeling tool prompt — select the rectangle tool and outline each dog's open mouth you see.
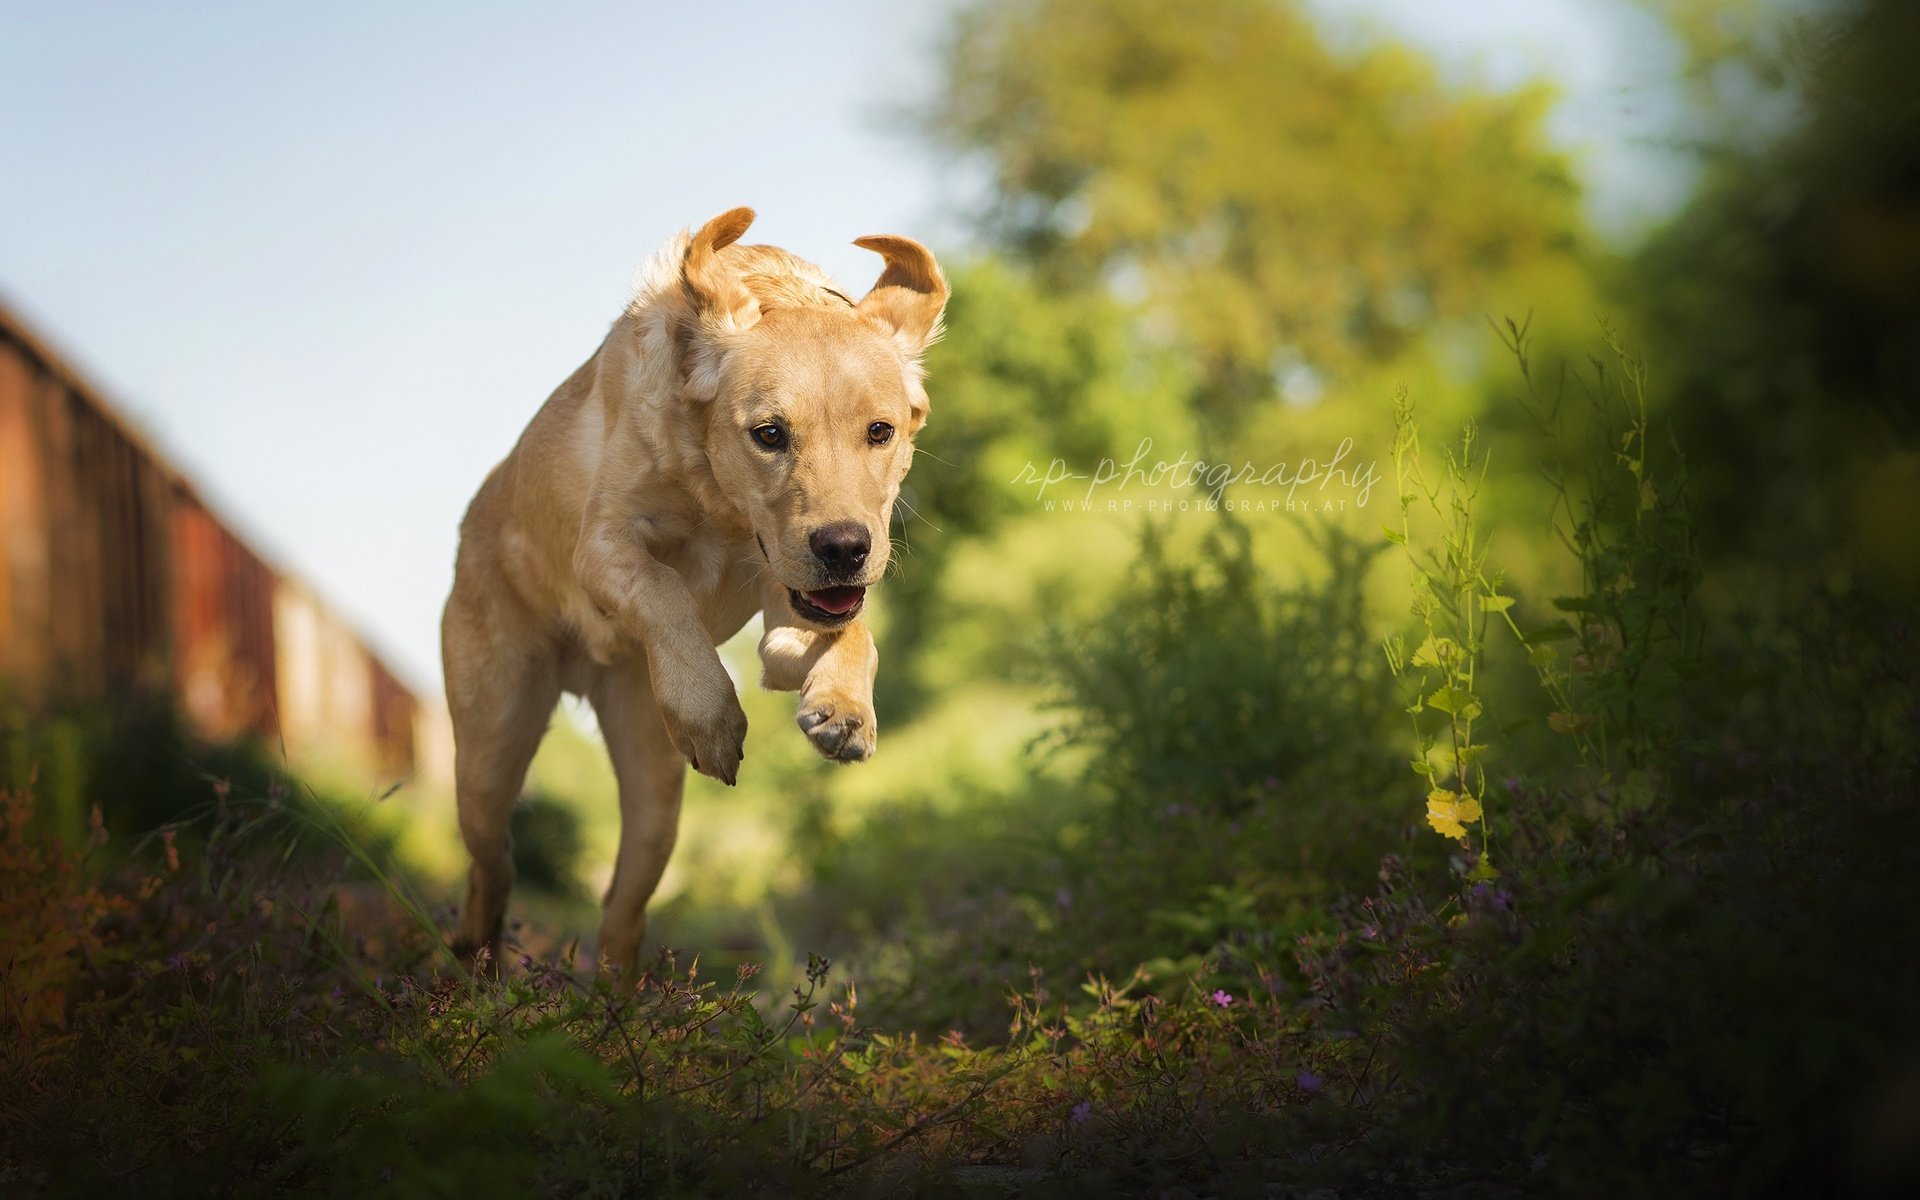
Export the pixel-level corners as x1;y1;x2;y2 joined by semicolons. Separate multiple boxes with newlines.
790;585;866;624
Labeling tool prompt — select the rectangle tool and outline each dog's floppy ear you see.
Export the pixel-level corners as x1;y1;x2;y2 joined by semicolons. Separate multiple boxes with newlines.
853;234;948;357
682;206;760;330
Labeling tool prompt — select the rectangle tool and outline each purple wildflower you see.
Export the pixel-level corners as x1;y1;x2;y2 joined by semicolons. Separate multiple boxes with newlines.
1211;989;1233;1008
1070;1101;1092;1124
1297;1070;1325;1094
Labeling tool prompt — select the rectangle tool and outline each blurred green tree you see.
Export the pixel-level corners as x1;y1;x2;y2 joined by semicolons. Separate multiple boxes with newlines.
881;260;1166;717
929;0;1587;431
1630;0;1920;597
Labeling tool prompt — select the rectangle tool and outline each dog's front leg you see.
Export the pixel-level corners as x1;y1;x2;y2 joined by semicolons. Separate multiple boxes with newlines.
574;516;747;785
758;579;879;762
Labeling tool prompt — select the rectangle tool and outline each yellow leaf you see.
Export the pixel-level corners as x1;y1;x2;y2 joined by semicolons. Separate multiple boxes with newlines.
1410;636;1449;668
1425;788;1481;841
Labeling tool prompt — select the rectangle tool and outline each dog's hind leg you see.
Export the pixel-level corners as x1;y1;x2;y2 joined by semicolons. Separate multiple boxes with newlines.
445;606;560;970
589;661;687;978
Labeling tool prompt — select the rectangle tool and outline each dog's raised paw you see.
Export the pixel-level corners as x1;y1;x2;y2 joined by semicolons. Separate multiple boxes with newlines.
661;686;749;786
796;694;876;762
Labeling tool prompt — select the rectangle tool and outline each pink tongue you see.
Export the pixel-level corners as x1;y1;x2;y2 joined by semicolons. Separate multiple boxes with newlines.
806;586;864;614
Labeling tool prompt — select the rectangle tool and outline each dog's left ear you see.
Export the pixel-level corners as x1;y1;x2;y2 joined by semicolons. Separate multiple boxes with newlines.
853;234;948;358
683;206;761;331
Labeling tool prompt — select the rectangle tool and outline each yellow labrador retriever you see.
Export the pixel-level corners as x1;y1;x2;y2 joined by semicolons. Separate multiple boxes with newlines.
443;208;946;974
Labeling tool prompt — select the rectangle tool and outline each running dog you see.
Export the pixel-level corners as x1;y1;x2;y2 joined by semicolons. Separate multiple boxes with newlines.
443;207;946;974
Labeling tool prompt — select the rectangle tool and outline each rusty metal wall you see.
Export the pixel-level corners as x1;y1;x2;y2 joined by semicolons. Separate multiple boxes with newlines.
0;333;170;699
0;300;416;777
0;339;49;690
368;654;417;777
170;493;280;741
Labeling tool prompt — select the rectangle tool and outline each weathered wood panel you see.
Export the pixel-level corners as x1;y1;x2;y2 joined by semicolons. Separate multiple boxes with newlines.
1;300;417;778
0;342;49;689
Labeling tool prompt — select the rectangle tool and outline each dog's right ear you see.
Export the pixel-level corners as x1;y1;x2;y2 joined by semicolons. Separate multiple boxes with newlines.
853;234;948;358
681;206;760;331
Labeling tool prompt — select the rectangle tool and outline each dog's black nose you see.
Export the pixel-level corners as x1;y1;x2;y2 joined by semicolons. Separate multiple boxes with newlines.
808;522;870;572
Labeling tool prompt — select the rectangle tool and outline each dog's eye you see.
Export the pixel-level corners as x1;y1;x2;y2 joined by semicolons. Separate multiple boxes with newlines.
867;421;894;447
751;423;788;451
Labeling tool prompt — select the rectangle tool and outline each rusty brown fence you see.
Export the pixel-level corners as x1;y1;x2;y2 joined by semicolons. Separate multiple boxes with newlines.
0;298;419;779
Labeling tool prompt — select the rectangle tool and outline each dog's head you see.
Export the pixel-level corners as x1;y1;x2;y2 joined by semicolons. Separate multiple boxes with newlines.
675;207;947;629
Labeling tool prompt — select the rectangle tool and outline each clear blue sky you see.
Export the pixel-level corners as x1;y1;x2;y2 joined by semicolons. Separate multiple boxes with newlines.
0;0;1692;693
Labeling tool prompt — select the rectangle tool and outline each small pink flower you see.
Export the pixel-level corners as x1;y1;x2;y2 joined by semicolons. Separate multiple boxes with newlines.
1211;989;1233;1008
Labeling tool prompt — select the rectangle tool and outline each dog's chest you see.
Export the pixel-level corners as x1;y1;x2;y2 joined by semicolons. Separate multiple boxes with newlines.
661;528;765;641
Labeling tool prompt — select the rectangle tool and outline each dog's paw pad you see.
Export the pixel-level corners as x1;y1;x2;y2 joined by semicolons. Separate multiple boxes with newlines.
796;698;876;762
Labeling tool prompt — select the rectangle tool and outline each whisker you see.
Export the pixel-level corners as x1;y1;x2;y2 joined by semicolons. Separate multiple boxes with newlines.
731;550;770;577
896;495;943;534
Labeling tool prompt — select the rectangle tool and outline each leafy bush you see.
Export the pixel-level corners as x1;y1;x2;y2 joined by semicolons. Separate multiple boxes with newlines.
0;691;398;871
509;790;588;899
2;776;1347;1196
1043;514;1398;815
0;785;131;1039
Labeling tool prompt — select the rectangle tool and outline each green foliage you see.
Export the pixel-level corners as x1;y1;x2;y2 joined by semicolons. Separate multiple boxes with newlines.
256;1034;620;1199
912;259;1155;540
1383;318;1706;875
1;779;1358;1195
0;690;400;872
1497;315;1703;777
1382;397;1501;868
1043;512;1395;813
2;692;284;843
879;258;1177;719
931;0;1586;427
509;790;587;900
1630;0;1920;599
1292;735;1920;1196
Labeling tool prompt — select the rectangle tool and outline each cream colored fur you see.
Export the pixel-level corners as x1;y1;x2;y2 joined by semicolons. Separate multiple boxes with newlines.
443;208;947;975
